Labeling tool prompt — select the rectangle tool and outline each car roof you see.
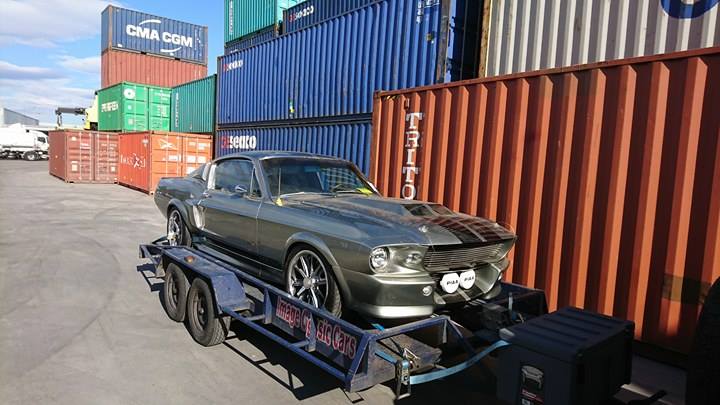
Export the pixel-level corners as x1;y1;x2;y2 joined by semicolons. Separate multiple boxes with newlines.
216;151;349;163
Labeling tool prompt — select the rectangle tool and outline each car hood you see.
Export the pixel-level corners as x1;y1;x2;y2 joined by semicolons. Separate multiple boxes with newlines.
281;194;516;246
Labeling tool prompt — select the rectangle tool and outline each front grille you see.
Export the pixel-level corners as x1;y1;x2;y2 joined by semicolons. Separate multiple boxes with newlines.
423;243;507;270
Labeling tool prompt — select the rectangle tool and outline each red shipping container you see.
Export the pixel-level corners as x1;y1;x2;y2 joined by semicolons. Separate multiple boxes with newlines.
118;131;212;194
370;47;720;354
49;130;118;183
101;49;207;88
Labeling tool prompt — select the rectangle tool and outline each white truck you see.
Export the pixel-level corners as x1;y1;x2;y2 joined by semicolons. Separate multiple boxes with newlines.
0;125;49;161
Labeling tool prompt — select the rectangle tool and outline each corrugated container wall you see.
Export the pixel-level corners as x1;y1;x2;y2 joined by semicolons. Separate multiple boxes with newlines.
216;121;372;174
102;49;207;88
217;0;483;126
171;75;216;133
225;0;306;43
48;130;119;183
98;82;171;132
224;25;278;55
283;0;373;34
101;5;208;64
118;131;213;193
482;0;720;77
370;47;720;354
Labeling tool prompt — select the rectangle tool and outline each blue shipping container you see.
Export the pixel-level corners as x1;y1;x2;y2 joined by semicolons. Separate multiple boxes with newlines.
102;5;208;65
283;0;373;34
217;0;482;126
224;25;278;55
216;121;372;174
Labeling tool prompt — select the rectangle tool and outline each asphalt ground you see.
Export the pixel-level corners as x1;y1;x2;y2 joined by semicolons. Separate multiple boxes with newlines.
0;160;686;404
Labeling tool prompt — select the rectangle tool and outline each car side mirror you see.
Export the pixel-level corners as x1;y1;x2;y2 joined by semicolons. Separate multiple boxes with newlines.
234;185;247;196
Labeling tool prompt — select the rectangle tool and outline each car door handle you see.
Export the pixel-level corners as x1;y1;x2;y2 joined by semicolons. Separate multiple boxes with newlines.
202;191;211;198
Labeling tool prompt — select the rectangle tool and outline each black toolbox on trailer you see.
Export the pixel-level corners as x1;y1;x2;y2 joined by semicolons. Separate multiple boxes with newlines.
496;307;634;405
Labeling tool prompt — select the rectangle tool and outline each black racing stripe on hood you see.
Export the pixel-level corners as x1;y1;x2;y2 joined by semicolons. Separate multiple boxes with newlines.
456;217;513;243
425;216;484;243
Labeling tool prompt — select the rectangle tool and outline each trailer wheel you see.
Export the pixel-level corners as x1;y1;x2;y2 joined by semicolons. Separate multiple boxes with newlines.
23;151;38;161
686;277;720;405
186;278;229;347
161;264;189;322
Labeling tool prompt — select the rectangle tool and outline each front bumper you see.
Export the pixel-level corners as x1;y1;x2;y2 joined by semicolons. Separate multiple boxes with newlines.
340;258;510;319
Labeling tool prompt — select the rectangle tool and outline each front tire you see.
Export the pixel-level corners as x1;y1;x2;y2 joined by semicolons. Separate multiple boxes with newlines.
167;208;191;246
285;247;342;317
161;264;189;322
186;278;229;347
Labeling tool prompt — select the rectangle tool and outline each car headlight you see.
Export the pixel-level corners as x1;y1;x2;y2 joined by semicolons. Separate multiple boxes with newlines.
370;247;389;271
369;245;427;273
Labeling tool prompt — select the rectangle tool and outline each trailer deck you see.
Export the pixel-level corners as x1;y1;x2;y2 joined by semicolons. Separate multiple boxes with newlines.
139;238;635;402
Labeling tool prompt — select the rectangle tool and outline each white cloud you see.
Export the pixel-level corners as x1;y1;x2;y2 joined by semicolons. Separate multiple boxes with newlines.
0;0;121;47
55;55;100;75
0;76;97;125
0;60;64;79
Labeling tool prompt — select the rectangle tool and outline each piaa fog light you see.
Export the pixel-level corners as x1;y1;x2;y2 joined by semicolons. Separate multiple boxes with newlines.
459;270;476;289
439;273;460;294
422;285;433;296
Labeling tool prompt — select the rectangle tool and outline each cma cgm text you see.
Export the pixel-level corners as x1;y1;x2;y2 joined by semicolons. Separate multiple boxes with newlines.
125;24;194;48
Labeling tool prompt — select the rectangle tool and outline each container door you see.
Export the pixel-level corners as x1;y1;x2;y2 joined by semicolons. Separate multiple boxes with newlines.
182;135;212;175
199;158;262;259
123;84;148;131
149;88;171;131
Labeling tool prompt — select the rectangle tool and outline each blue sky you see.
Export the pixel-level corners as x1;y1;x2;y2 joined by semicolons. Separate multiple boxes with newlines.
0;0;224;124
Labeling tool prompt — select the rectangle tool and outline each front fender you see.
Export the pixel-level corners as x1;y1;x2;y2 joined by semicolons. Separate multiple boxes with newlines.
284;232;353;304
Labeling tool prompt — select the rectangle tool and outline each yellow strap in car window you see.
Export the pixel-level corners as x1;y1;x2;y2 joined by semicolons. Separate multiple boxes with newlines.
356;187;373;195
276;197;284;206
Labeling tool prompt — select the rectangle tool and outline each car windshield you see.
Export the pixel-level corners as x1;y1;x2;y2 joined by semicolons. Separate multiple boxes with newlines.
261;157;375;198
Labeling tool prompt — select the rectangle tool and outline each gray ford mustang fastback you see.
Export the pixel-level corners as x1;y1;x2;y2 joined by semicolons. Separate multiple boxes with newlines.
154;151;516;319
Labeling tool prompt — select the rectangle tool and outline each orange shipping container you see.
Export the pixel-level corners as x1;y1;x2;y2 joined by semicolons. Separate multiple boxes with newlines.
101;49;207;88
370;47;720;354
118;131;212;194
49;130;118;183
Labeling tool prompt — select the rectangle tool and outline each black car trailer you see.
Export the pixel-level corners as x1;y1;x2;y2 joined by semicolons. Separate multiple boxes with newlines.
139;239;644;404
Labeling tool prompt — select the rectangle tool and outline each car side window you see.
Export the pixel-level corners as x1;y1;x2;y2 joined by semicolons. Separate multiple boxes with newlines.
212;160;262;198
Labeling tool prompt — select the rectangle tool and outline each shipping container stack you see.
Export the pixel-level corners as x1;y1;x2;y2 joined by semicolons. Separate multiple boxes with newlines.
87;6;214;192
215;0;485;173
101;5;208;88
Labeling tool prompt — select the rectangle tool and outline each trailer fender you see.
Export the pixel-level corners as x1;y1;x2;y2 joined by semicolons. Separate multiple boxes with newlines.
162;247;251;315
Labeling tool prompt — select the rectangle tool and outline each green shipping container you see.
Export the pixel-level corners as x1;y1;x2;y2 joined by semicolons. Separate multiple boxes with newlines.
171;75;216;133
225;0;305;43
98;82;171;132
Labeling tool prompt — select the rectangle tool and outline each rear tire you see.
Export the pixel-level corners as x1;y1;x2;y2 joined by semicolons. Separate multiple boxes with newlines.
23;151;38;161
186;278;229;347
167;208;191;247
161;264;189;322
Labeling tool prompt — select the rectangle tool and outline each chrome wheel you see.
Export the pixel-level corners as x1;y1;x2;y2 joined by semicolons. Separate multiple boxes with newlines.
167;210;182;246
288;250;329;308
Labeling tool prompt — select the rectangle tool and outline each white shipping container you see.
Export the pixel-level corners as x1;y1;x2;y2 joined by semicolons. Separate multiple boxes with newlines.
481;0;720;76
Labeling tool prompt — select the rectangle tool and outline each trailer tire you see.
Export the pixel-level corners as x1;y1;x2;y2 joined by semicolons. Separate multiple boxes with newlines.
161;264;189;322
686;277;720;405
23;151;38;161
186;278;229;347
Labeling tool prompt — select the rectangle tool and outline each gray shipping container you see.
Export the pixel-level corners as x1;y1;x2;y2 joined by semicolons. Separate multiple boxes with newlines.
101;5;208;65
481;0;720;77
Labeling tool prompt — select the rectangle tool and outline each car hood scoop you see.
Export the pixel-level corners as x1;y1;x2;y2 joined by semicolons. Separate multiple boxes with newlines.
286;195;515;245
